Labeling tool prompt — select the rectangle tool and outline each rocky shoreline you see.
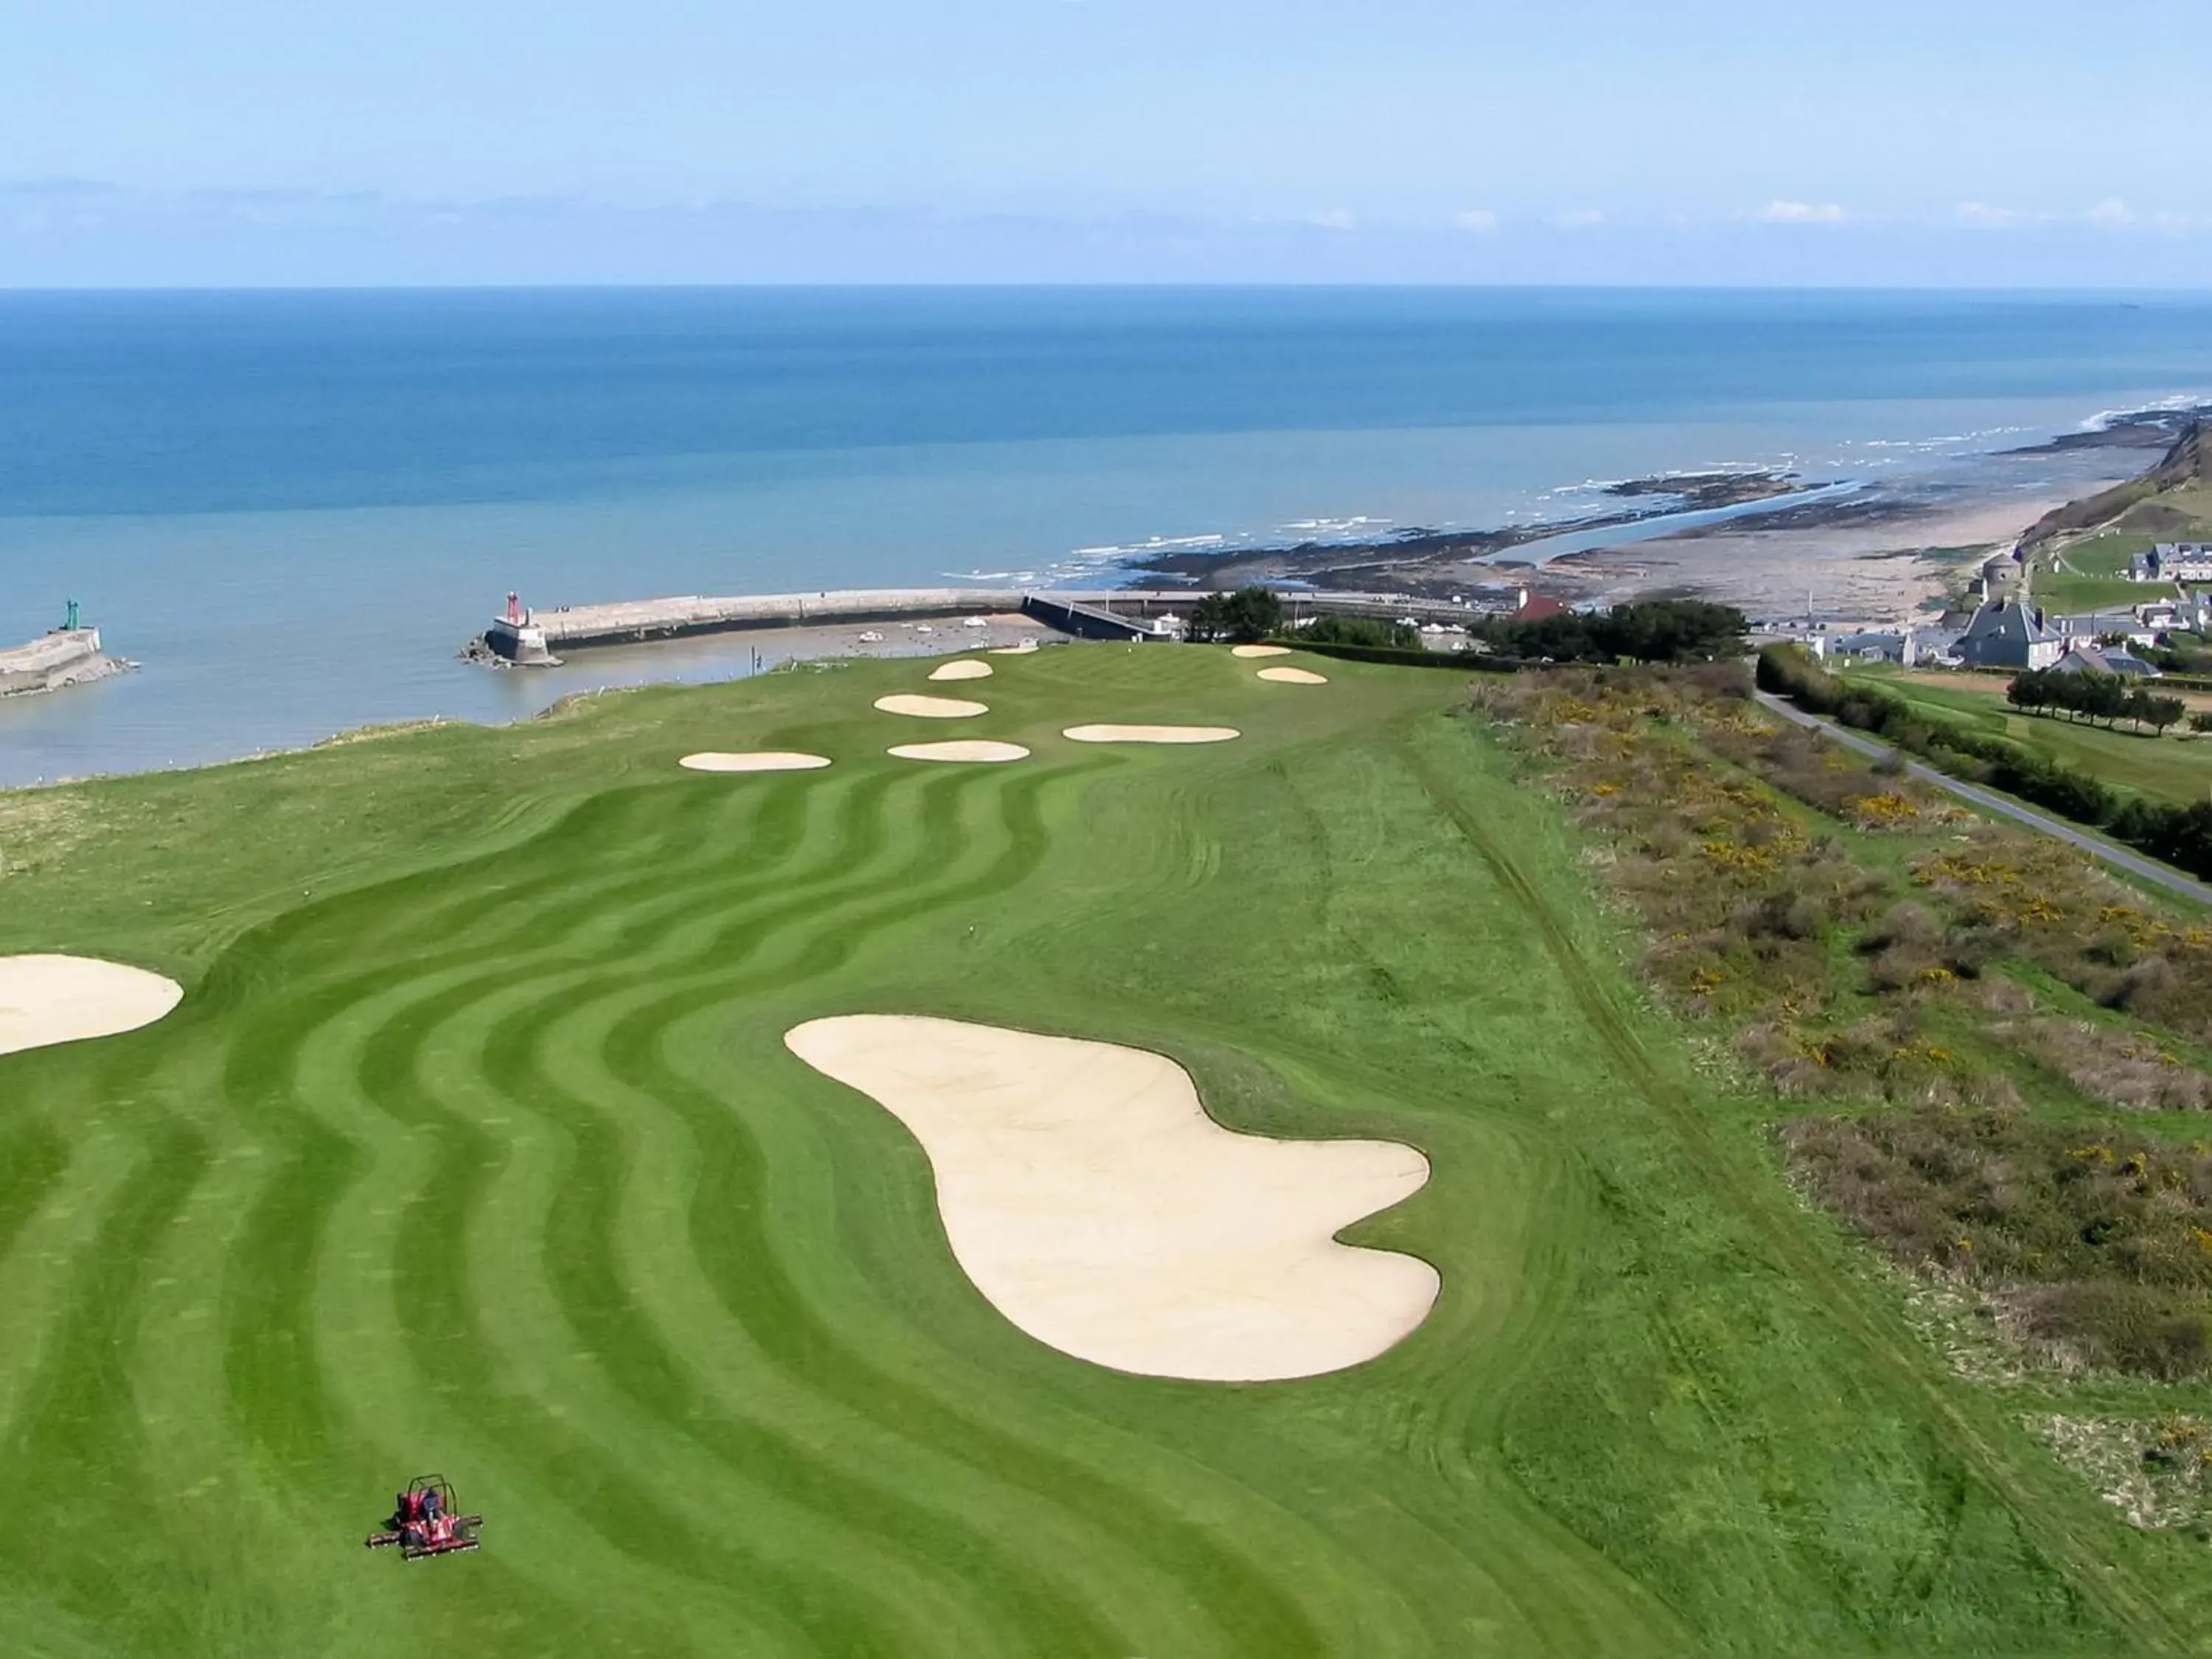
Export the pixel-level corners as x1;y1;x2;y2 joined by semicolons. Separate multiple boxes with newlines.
1131;407;2211;621
1133;467;1812;593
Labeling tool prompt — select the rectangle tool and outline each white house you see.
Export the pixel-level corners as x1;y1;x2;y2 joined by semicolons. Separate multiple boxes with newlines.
2129;543;2212;582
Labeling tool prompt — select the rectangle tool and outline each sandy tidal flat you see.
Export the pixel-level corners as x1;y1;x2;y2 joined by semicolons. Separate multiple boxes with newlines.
887;740;1031;764
1062;724;1239;744
678;751;833;773
0;955;184;1057
874;694;990;719
785;1015;1437;1381
1533;451;2156;620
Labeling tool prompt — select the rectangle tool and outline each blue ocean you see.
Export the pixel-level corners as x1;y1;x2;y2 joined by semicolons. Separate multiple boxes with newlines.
6;286;2212;783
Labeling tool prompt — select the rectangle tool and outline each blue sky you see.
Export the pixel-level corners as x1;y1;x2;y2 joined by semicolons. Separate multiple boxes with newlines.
3;0;2207;285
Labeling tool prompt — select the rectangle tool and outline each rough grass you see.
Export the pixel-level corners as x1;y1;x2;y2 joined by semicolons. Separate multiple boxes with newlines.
1786;1109;2212;1380
0;648;2196;1655
1910;832;2212;1044
1997;1018;2212;1113
1475;664;2212;1399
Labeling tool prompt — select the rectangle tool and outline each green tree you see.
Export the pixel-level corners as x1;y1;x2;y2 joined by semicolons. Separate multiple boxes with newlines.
1481;599;1746;664
2006;671;2051;716
2091;674;2132;728
1185;588;1284;644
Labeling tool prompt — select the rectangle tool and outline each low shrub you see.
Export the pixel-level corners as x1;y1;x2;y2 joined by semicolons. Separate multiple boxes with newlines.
1996;1017;2212;1112
1786;1107;2212;1378
1298;613;1417;650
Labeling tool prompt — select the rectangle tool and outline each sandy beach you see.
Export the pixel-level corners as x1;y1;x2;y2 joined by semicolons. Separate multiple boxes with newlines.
1526;444;2158;622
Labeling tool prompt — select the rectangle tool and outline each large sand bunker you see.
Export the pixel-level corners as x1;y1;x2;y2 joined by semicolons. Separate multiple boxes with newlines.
1231;644;1293;658
785;1015;1437;1380
989;641;1040;656
1256;667;1329;685
1062;724;1240;745
928;660;994;682
887;741;1031;764
679;751;833;773
874;694;990;719
0;956;184;1058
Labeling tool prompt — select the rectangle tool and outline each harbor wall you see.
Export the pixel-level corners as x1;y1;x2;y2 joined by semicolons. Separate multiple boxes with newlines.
474;585;1490;663
0;629;128;698
483;588;1030;660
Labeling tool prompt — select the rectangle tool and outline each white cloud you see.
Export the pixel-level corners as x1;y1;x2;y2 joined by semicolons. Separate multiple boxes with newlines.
1455;209;1498;232
1754;200;1846;224
2087;198;2135;227
1954;201;2037;230
1306;207;1355;231
1547;208;1604;230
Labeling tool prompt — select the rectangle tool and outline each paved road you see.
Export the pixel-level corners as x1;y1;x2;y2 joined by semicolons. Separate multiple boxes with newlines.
1752;690;2212;907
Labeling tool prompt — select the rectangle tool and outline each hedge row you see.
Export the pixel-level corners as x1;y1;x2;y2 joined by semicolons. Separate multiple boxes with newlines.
1756;644;2212;882
1266;639;1517;671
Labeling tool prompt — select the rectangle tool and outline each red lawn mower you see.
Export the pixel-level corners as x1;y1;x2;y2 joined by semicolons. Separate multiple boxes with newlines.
364;1476;483;1562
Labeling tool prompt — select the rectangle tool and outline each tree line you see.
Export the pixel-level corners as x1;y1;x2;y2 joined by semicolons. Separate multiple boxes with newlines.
1182;591;1419;650
1470;599;1747;664
1759;645;2212;880
2006;669;2186;735
1181;588;1747;664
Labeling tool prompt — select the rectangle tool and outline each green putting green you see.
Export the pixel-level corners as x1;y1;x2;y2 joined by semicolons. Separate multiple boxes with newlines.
0;645;2188;1655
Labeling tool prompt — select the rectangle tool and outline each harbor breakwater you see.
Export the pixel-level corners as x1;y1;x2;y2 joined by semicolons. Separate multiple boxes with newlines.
468;586;1489;664
0;628;131;698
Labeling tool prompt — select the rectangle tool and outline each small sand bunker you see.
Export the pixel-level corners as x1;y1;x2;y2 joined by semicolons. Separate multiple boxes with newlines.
679;751;832;773
928;660;994;682
785;1015;1436;1381
989;641;1040;656
1256;667;1329;685
874;694;990;719
887;741;1031;764
1231;644;1293;658
0;956;184;1058
1062;724;1240;745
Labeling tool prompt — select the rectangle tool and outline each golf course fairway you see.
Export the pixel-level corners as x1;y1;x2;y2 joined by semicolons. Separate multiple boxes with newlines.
0;644;2195;1657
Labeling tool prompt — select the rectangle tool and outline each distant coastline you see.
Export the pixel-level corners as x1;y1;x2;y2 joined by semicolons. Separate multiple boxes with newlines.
1128;466;1817;588
1129;406;2211;624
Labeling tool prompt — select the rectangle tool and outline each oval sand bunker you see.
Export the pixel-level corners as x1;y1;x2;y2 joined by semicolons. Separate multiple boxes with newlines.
0;956;184;1058
1231;644;1293;658
874;694;990;718
1063;724;1239;745
785;1015;1437;1380
928;660;993;682
888;741;1030;764
680;751;833;773
1256;667;1329;685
